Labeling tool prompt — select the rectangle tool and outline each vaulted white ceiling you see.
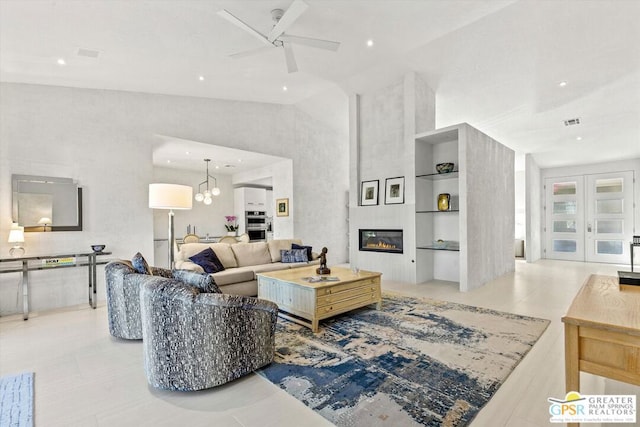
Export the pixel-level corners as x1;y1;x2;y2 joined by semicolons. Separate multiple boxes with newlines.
1;0;638;170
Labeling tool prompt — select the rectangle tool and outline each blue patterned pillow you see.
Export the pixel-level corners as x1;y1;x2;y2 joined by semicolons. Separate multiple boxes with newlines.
280;248;309;263
172;269;221;293
292;243;313;260
131;252;152;275
189;247;225;274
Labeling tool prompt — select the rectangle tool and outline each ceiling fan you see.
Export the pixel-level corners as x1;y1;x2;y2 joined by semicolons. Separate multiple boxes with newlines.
217;0;340;73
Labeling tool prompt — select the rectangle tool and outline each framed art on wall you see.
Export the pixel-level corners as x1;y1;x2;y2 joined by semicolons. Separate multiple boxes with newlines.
360;180;379;206
385;177;405;205
276;198;289;216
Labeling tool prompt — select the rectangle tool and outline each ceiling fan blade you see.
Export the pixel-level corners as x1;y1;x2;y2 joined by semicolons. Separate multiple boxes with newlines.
268;0;309;43
279;34;340;51
229;46;274;59
217;9;272;47
283;42;298;73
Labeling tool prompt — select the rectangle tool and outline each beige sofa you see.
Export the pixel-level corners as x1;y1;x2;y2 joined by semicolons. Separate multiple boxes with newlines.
174;239;319;296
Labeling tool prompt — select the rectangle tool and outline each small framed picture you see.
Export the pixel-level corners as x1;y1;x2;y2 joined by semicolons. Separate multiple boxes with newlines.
385;177;405;205
360;180;379;206
276;198;289;217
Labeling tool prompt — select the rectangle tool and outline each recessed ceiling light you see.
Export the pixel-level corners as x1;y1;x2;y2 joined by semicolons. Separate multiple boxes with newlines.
576;136;582;141
366;39;374;47
238;159;242;163
167;160;171;163
57;58;66;66
282;85;288;91
559;81;567;87
185;151;190;155
215;165;219;169
199;75;204;81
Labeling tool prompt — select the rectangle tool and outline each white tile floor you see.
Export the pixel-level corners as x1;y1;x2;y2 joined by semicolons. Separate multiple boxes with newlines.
1;259;639;427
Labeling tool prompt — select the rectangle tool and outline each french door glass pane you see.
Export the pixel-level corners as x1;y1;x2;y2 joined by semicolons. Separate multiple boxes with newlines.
596;199;623;214
553;240;577;252
553;220;576;233
553;182;577;195
553;201;577;215
596;220;623;234
596;178;623;193
596;240;623;255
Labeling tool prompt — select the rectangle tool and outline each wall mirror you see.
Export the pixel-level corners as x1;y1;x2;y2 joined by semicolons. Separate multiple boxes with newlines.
12;174;83;232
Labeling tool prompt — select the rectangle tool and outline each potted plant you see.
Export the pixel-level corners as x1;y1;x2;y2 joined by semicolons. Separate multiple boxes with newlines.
225;215;238;236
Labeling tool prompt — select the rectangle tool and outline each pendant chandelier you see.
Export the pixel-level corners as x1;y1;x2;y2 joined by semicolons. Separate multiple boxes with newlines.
194;159;221;205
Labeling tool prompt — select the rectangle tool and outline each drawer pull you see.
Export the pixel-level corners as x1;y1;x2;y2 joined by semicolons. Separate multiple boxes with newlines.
325;306;333;312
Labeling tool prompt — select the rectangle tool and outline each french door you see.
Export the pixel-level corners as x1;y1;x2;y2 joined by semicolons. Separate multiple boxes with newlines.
545;171;634;264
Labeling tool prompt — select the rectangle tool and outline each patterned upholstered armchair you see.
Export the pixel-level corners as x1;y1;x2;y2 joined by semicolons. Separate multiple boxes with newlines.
105;260;173;340
140;278;278;391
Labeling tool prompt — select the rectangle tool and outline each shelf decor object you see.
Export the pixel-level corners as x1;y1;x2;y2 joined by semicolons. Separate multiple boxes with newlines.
360;180;379;206
437;193;451;211
194;159;221;205
436;162;455;174
385;177;405;205
8;223;25;257
149;183;193;268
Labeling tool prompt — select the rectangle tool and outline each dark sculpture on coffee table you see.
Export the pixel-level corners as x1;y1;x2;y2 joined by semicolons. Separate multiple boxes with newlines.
316;247;331;275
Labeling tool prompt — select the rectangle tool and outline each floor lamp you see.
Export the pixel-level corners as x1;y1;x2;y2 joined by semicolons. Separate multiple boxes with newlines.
149;183;193;268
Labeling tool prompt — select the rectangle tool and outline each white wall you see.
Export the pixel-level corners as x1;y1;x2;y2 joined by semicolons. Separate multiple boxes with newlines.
515;170;526;240
349;72;436;283
0;82;349;315
462;124;515;291
525;154;542;262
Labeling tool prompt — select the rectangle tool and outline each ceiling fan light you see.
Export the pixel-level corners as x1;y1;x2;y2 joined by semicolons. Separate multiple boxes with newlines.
212;187;221;196
195;192;204;202
204;197;213;205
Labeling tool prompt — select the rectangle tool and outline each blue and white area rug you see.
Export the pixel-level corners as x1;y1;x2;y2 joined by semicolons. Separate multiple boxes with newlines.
258;294;549;427
0;372;34;427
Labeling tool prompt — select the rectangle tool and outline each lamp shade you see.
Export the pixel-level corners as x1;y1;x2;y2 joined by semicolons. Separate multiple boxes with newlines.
38;217;52;225
8;223;24;243
149;184;193;210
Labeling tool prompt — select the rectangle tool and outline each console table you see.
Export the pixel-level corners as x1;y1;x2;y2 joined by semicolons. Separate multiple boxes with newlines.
562;275;640;426
0;251;111;320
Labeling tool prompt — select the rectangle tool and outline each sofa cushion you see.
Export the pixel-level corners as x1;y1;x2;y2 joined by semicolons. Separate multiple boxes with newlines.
251;263;291;275
189;248;225;274
280;248;309;263
211;267;255;286
231;242;272;267
267;239;303;262
172;269;221;293
177;243;238;269
291;243;313;261
173;260;205;273
131;252;152;275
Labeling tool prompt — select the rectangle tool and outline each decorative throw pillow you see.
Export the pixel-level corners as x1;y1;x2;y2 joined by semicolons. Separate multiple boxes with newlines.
172;269;221;293
189;247;225;274
291;243;313;261
280;248;309;263
131;252;152;275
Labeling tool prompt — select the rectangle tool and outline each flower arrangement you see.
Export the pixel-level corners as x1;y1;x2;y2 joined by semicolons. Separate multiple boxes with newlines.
224;215;238;232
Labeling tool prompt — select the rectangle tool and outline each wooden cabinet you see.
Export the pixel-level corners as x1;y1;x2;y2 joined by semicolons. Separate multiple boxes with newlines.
257;266;382;332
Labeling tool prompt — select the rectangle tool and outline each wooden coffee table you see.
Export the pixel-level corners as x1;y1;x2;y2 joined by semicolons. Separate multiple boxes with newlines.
257;265;382;332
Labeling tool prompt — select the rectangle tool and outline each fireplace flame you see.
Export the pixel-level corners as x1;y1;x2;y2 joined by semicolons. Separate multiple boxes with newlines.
366;241;398;250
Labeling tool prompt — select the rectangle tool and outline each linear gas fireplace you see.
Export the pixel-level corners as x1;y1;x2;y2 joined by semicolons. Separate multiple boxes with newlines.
359;229;403;254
